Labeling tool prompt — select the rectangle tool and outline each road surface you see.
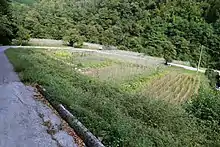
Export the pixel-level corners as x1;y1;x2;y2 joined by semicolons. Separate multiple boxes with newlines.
0;46;77;147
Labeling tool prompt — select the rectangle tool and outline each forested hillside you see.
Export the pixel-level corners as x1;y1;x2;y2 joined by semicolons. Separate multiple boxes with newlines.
13;0;36;4
12;0;220;69
0;0;16;45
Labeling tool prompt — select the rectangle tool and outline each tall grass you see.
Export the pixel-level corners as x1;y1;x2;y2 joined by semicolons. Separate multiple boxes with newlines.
185;87;220;146
5;48;220;146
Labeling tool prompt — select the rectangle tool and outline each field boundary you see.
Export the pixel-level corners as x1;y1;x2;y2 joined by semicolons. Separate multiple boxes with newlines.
37;85;105;147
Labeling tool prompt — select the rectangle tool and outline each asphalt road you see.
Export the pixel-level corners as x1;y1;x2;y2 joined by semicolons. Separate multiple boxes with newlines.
0;47;77;147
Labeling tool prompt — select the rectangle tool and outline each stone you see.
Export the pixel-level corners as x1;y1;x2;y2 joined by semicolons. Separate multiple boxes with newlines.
53;131;78;147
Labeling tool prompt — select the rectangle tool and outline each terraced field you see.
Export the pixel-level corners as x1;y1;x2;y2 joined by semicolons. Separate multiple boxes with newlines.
37;49;201;104
143;72;200;104
82;64;158;82
40;49;162;83
41;50;118;69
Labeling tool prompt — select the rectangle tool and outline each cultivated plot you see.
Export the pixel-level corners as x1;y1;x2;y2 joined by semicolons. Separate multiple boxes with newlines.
42;49;163;83
142;72;200;104
35;49;201;104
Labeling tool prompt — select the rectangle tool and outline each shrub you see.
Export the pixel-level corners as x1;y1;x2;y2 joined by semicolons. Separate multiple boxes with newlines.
185;87;220;146
205;68;220;88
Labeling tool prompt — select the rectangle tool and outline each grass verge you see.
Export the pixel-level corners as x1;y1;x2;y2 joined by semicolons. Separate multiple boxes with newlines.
5;48;220;147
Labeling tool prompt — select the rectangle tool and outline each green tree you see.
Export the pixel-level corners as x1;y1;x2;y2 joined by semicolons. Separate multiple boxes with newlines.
63;28;84;47
163;41;177;64
0;0;15;45
205;0;220;23
16;26;30;45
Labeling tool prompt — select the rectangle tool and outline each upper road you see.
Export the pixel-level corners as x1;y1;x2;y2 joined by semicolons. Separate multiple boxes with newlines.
3;45;219;73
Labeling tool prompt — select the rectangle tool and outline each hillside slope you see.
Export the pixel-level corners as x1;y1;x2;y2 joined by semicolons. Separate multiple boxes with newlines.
13;0;36;4
11;0;220;69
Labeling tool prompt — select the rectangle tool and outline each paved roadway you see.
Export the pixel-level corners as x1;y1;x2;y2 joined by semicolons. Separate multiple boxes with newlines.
0;46;77;147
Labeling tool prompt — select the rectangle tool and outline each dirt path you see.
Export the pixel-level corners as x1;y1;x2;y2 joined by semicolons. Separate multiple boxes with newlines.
0;47;78;147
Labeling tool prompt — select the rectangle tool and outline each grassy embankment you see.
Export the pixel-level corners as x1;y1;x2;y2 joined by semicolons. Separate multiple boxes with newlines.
6;48;220;146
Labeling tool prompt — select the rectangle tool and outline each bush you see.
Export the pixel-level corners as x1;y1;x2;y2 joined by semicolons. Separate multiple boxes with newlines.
205;68;220;88
15;26;30;45
185;87;220;145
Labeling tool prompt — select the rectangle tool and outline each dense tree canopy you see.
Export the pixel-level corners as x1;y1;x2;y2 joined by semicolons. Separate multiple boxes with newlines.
0;0;15;45
11;0;220;69
13;0;36;5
